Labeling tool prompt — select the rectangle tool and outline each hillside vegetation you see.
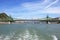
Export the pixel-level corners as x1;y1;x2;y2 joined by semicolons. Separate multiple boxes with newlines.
0;13;14;22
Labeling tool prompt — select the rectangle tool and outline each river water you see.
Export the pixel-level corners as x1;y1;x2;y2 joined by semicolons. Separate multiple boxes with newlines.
0;23;60;40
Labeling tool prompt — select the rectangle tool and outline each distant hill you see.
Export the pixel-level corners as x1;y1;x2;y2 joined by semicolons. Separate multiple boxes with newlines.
0;13;14;22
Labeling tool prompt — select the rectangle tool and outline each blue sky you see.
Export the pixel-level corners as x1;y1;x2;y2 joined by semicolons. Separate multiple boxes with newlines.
0;0;60;19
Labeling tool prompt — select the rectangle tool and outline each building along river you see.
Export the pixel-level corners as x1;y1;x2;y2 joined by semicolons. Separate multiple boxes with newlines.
0;23;60;40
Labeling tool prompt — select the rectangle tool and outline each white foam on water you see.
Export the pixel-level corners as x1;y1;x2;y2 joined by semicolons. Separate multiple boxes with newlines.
18;38;22;40
52;35;58;40
0;35;4;40
33;34;39;40
0;31;57;40
0;35;12;40
18;30;39;40
4;36;10;40
0;32;16;40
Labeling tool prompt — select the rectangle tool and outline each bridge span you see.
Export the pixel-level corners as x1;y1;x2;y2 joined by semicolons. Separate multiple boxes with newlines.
13;19;60;24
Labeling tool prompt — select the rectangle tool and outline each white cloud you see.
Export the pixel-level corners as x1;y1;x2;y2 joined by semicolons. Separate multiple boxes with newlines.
44;7;60;13
5;0;60;19
21;1;60;14
45;0;59;9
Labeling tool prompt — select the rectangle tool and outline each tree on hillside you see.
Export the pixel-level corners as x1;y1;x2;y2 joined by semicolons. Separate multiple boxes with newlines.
0;13;14;22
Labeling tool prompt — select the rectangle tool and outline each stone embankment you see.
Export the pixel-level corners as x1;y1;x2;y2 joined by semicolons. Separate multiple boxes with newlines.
0;22;10;24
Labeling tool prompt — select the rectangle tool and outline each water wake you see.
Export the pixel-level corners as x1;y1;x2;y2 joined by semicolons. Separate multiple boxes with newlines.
52;35;58;40
18;30;39;40
0;30;58;40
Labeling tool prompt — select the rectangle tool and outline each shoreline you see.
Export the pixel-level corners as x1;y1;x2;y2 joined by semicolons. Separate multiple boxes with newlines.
0;21;60;24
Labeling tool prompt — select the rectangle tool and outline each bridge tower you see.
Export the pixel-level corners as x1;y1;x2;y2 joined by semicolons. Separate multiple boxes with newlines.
46;15;49;24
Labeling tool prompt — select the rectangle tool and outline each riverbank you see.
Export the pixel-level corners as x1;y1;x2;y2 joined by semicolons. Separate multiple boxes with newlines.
0;20;60;24
0;22;10;24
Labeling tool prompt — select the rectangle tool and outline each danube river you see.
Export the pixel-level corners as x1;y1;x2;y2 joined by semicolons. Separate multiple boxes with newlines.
0;23;60;40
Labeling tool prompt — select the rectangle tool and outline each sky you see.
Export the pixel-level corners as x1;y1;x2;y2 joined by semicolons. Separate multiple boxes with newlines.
0;0;60;19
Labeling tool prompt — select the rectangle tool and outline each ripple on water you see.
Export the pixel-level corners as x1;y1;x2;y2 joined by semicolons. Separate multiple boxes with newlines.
0;30;58;40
